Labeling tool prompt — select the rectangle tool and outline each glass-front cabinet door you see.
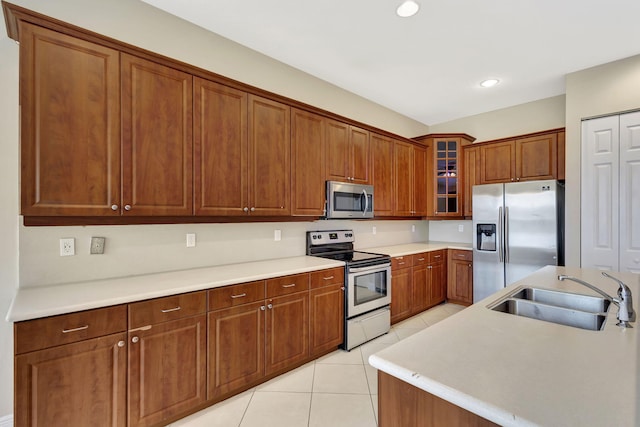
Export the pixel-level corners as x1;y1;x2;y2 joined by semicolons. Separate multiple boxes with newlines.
414;133;475;218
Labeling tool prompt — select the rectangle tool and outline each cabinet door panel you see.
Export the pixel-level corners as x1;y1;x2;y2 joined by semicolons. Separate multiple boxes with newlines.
413;145;428;216
394;141;413;216
208;302;264;399
291;108;326;215
194;78;248;215
391;267;412;324
429;261;447;306
121;54;193;216
20;22;120;216
412;265;429;314
463;146;480;217
370;134;395;216
15;333;127;427
480;141;515;184
128;315;206;427
248;95;291;215
350;126;370;183
310;284;344;356
516;134;557;181
448;259;473;304
265;293;309;375
326;119;350;181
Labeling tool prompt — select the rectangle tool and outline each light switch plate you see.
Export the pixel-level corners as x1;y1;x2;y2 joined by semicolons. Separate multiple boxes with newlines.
90;237;106;254
186;233;196;247
274;229;281;241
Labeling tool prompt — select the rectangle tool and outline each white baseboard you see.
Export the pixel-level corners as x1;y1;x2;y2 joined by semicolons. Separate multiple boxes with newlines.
0;414;13;427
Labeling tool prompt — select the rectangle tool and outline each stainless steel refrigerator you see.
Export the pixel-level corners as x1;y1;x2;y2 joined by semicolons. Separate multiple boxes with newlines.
472;180;564;302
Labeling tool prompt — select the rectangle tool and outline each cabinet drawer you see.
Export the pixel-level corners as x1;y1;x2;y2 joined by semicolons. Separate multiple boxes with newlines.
412;253;429;266
450;249;472;262
208;280;265;311
15;305;127;354
391;256;412;270
310;267;344;289
429;250;446;263
129;291;206;329
266;273;310;298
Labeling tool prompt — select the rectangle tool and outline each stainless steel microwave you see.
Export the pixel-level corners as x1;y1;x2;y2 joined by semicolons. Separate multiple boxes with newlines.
325;181;374;219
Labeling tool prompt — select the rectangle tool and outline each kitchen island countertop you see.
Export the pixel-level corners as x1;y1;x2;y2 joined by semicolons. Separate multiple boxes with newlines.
369;265;640;426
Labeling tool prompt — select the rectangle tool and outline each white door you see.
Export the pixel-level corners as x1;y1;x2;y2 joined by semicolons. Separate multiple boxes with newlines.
619;112;640;273
581;111;640;273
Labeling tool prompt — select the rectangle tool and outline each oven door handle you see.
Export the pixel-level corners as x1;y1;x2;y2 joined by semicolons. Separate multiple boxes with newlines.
349;263;390;273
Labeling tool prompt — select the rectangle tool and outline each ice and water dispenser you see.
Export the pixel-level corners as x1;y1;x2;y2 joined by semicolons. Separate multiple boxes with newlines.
476;224;496;251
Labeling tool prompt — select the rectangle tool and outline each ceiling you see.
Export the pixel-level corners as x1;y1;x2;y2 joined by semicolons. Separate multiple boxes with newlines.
141;0;640;126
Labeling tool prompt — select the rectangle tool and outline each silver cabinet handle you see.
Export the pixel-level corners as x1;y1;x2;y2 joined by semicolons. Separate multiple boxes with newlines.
161;306;181;313
243;207;249;212
231;293;247;299
398;262;405;265
282;284;296;288
250;207;255;212
418;258;425;261
124;204;131;211
323;276;334;280
111;204;118;211
341;287;345;291
117;340;125;348
62;325;88;333
260;305;266;311
428;266;433;269
267;303;273;309
132;336;139;343
433;255;441;259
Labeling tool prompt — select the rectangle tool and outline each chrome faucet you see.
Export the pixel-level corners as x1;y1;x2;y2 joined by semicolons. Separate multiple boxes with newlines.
558;272;636;328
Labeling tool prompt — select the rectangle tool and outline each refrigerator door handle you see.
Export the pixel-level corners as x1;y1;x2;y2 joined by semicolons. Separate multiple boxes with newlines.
498;206;504;262
504;206;510;263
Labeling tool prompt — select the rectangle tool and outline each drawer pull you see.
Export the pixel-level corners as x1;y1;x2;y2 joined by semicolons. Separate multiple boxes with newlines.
418;258;425;261
231;293;247;299
282;284;296;288
323;276;335;280
62;325;88;334
434;255;441;258
398;262;405;265
161;306;181;313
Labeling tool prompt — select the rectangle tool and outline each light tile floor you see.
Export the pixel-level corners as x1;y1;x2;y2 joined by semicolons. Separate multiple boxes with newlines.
170;303;466;427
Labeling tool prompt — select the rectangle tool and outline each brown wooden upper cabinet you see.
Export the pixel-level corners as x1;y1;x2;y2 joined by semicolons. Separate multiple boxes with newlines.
326;121;370;184
291;109;327;216
393;141;427;216
479;133;558;184
121;54;193;216
463;145;480;217
370;133;395;216
414;134;474;218
19;22;121;216
194;79;291;216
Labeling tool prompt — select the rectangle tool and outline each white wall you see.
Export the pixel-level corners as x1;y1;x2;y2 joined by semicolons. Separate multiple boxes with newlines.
20;220;428;288
428;95;566;142
565;54;640;266
428;221;473;244
0;34;19;418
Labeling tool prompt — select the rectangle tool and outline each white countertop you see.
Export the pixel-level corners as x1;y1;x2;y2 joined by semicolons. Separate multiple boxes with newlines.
6;256;344;322
363;241;472;257
369;265;640;427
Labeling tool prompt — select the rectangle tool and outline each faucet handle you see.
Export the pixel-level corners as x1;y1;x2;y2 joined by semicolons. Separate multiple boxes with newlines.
602;272;636;324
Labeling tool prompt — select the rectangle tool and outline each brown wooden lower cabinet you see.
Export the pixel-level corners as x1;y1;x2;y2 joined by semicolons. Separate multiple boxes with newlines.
14;332;128;427
390;257;413;324
447;250;473;306
13;268;344;426
378;371;498;427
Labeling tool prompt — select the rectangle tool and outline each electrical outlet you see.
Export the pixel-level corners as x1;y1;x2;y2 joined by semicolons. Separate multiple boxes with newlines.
90;237;105;254
186;233;196;247
274;229;281;241
411;225;416;232
59;238;75;256
458;224;464;232
372;226;377;235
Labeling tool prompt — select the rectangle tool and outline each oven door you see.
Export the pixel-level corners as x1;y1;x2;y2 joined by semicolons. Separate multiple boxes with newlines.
347;263;391;318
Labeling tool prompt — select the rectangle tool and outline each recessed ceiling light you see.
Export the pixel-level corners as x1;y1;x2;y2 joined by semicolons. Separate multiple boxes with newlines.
396;0;420;18
480;79;500;88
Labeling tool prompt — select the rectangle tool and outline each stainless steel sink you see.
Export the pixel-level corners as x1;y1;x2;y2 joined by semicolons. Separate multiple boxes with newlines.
508;287;611;313
489;287;610;331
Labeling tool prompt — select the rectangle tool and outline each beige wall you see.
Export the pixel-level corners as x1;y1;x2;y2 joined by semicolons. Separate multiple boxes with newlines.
565;54;640;266
428;95;566;142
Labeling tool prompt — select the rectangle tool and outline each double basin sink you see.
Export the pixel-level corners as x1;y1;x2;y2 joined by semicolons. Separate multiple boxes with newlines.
490;287;611;331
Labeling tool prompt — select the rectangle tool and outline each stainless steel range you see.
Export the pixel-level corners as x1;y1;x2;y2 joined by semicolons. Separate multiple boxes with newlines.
306;230;391;350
